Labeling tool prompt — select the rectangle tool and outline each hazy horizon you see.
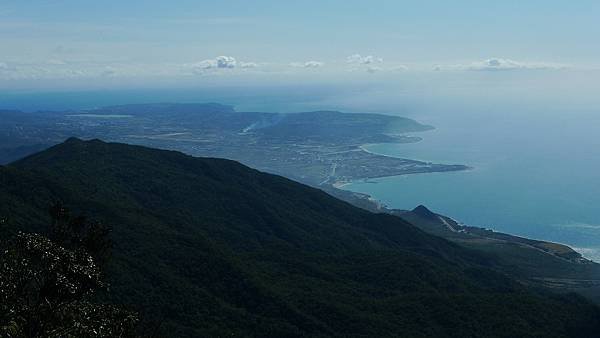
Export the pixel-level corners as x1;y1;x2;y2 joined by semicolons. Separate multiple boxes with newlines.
1;1;600;92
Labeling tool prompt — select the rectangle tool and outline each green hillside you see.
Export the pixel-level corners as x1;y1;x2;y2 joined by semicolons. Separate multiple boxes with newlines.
1;138;599;337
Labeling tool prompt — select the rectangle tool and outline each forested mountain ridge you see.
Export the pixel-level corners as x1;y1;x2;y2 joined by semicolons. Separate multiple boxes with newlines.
1;138;599;337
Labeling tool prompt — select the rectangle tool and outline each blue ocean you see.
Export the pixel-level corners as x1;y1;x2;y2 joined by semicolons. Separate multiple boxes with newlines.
344;104;600;261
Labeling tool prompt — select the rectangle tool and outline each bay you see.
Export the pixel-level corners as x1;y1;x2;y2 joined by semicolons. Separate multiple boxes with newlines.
344;107;600;261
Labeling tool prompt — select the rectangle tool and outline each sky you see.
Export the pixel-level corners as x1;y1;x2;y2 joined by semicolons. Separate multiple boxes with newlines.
1;0;599;91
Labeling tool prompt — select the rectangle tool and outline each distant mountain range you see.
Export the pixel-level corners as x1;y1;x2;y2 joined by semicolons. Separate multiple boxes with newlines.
1;138;599;337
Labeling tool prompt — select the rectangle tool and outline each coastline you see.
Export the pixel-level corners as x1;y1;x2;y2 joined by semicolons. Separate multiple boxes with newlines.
359;142;471;167
334;143;595;264
331;141;472;190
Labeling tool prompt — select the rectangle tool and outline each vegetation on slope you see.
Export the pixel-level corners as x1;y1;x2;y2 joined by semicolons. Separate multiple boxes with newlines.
0;203;137;337
1;138;599;337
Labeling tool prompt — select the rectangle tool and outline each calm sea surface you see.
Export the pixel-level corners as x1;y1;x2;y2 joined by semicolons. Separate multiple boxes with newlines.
344;107;600;261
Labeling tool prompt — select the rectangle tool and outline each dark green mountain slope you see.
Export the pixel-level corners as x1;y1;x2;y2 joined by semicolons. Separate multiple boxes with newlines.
1;138;599;337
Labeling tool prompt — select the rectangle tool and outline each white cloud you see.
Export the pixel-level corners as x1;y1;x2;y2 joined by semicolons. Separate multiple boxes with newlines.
0;58;263;81
193;59;217;70
346;54;386;74
191;55;237;73
290;61;324;68
215;55;236;69
436;58;569;71
469;58;530;71
390;65;409;72
347;54;383;65
239;62;258;68
304;61;324;68
187;56;262;74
